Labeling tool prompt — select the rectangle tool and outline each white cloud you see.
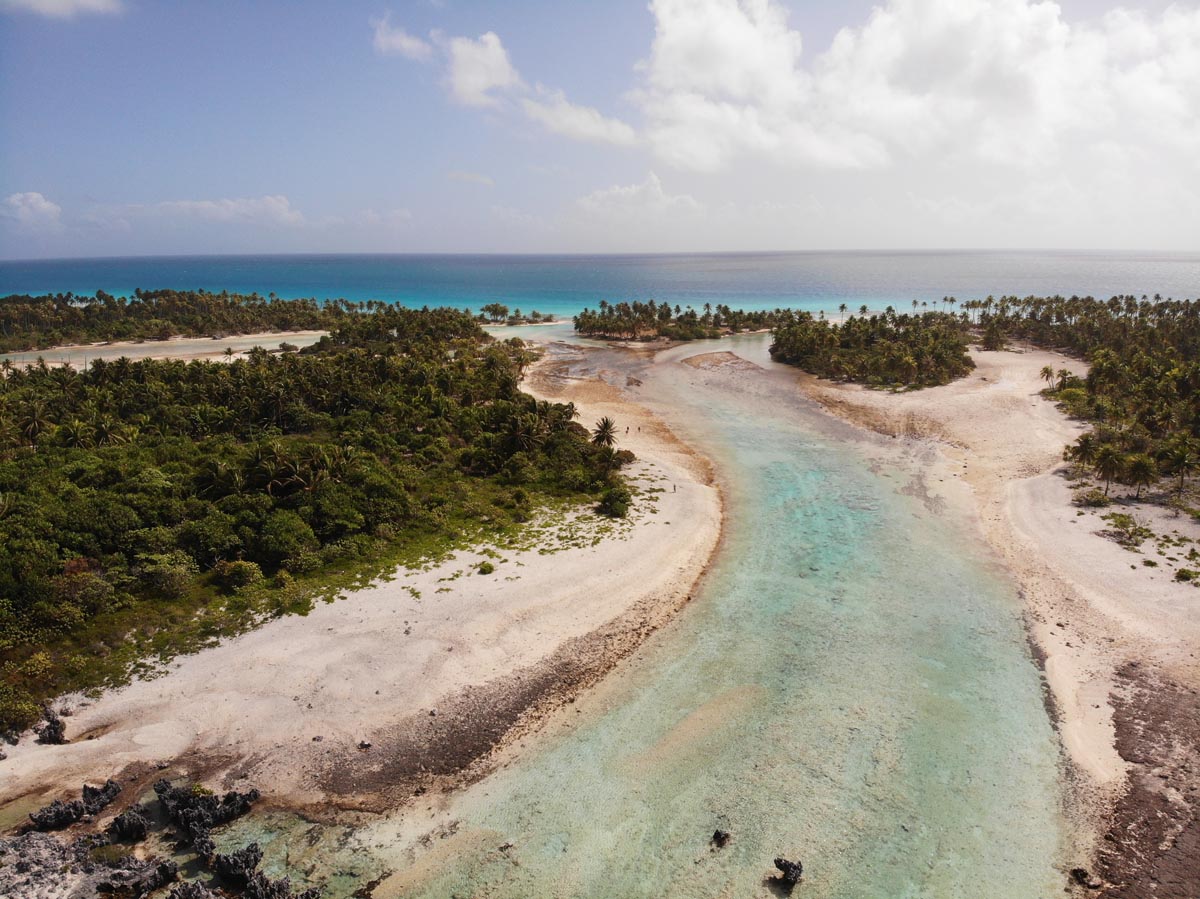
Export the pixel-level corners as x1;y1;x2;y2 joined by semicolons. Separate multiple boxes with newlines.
357;207;413;227
1;192;63;231
636;0;1200;172
445;32;522;107
370;14;433;62
577;172;701;218
522;87;638;147
490;205;543;229
151;195;305;226
80;195;307;230
0;0;121;18
447;170;495;187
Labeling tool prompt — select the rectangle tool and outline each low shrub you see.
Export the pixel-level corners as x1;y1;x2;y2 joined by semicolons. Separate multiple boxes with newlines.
597;486;632;518
1073;488;1111;508
214;560;264;593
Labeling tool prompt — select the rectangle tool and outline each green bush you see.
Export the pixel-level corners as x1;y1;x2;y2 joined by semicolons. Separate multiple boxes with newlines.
0;683;41;735
1073;488;1111;508
1175;568;1197;582
214;560;264;592
136;551;198;599
477;561;495;575
259;510;318;566
597;486;632;518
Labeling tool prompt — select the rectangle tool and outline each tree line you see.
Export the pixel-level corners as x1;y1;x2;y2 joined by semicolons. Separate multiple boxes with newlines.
973;294;1200;500
0;306;628;734
574;300;794;340
769;309;975;388
0;288;366;352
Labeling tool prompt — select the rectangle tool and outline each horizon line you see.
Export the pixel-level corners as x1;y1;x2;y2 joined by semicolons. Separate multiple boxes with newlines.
3;247;1199;266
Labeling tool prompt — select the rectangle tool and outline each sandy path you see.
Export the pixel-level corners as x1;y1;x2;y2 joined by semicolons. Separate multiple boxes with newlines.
0;330;329;368
0;353;720;819
788;344;1200;890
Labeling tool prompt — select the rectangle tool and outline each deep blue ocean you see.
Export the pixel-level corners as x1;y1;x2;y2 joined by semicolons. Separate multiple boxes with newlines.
1;251;1197;318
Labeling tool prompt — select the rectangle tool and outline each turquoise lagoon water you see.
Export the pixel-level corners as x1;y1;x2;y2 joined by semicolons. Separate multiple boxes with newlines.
223;334;1068;898
2;250;1197;318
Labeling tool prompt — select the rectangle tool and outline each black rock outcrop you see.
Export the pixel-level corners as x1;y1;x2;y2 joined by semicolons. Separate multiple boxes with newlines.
95;858;179;896
35;709;67;745
245;871;322;899
168;885;221;899
28;798;85;831
153;779;260;857
83;779;123;813
773;857;804;891
108;805;151;842
28;778;121;831
214;842;264;886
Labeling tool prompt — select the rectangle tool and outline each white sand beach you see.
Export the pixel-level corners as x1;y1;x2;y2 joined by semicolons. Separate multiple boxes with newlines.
0;354;720;818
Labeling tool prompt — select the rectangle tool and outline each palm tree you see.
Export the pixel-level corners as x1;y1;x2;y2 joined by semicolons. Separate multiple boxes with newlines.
17;403;50;447
1124;453;1157;499
591;416;617;447
1068;432;1099;468
57;418;93;448
1093;445;1124;496
1161;443;1198;496
1040;365;1055;388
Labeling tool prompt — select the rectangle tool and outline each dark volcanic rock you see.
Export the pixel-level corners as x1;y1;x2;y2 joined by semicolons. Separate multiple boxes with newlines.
28;798;85;831
153;779;260;856
35;709;67;745
245;871;322;899
108;805;151;842
773;857;804;891
214;842;264;885
83;779;123;814
30;778;122;830
168;885;221;899
711;829;731;848
95;858;179;895
0;831;176;899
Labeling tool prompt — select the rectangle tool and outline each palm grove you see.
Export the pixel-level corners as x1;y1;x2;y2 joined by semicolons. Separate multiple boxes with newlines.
575;291;1200;500
974;294;1200;502
0;298;630;735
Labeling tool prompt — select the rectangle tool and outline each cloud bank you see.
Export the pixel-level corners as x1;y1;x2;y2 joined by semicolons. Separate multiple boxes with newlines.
636;0;1200;172
0;0;121;18
1;191;63;231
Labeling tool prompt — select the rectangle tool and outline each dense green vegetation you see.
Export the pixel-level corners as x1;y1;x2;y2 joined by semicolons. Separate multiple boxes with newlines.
971;294;1200;499
769;309;975;388
574;300;793;340
0;306;627;735
477;303;553;325
0;288;360;352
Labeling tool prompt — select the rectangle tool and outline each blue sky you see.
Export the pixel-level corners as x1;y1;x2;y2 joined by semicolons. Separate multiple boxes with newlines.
1;0;1197;258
